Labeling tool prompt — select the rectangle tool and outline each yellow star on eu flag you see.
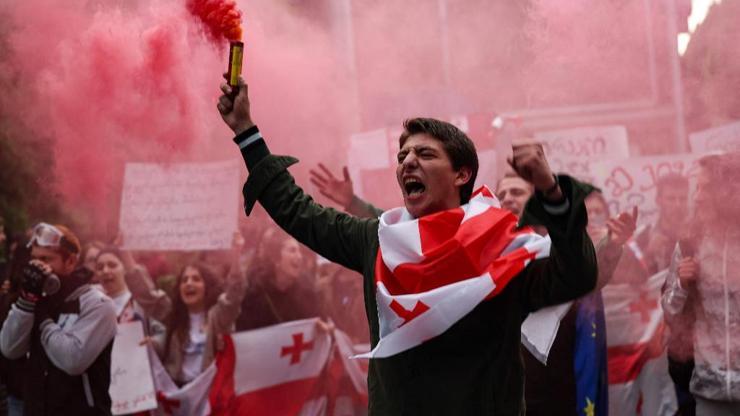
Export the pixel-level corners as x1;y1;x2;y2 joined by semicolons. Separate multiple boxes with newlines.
584;397;595;416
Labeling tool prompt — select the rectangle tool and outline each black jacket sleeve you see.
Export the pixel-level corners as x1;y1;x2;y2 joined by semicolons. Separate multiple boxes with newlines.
516;175;598;314
236;128;377;273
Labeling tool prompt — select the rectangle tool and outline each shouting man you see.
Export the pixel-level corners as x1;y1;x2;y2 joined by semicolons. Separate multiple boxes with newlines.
217;78;597;415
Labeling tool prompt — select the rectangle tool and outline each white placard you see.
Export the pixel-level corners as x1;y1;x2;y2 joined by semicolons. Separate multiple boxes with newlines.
109;321;157;415
548;156;598;185
119;161;239;251
535;125;630;159
689;120;740;153
348;129;391;198
348;129;391;171
590;154;702;226
535;125;629;181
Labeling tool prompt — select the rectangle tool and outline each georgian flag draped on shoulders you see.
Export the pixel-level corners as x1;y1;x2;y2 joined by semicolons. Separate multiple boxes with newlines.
357;186;551;359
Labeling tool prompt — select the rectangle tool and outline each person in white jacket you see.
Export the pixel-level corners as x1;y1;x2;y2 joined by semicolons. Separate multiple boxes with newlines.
0;223;117;416
662;152;740;416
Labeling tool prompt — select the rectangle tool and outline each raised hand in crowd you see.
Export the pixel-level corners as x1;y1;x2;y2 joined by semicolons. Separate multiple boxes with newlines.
111;233;136;271
230;231;246;275
507;141;562;202
677;257;699;289
316;319;335;334
607;206;639;246
309;164;355;209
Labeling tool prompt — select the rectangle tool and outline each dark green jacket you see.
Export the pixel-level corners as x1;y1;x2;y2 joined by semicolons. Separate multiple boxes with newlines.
236;128;597;415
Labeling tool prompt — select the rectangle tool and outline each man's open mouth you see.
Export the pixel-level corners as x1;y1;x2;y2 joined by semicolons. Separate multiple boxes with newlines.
404;178;426;197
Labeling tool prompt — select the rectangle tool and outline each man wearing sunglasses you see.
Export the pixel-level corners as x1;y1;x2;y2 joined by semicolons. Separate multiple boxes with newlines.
0;223;117;416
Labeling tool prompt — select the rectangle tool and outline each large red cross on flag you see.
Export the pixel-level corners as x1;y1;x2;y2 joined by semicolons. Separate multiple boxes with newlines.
210;319;332;416
629;291;658;323
603;268;677;415
281;333;315;365
357;186;551;358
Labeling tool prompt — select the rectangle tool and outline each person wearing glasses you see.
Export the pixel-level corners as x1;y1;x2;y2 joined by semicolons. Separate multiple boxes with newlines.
0;223;117;416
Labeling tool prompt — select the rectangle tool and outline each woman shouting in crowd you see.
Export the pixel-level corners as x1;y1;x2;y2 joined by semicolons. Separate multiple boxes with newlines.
123;233;248;385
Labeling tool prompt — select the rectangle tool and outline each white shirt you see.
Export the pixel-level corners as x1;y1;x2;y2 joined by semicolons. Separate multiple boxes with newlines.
111;291;132;319
181;312;207;383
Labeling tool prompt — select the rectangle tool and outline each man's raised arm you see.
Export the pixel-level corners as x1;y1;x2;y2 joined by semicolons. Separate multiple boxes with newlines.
506;142;598;312
216;78;375;273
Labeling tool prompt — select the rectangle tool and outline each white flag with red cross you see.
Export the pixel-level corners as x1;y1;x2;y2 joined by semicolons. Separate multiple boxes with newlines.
322;328;370;416
357;186;551;359
603;268;677;415
332;329;369;402
209;318;333;416
149;347;217;416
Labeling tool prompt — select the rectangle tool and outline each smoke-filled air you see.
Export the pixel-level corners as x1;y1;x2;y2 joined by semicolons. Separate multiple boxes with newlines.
1;0;739;415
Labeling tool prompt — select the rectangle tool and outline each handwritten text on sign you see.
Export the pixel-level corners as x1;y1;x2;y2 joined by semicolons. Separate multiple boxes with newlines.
591;154;702;226
119;161;239;251
689;120;740;153
109;321;157;415
535;125;630;159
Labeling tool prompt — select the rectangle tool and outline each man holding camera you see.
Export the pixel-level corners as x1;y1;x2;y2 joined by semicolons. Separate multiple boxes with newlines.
0;223;117;416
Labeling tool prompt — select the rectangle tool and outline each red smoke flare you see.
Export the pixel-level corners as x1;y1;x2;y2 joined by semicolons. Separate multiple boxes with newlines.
188;0;243;43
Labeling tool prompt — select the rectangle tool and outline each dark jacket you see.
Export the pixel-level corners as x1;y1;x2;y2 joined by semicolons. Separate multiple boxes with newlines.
236;127;598;415
236;266;325;331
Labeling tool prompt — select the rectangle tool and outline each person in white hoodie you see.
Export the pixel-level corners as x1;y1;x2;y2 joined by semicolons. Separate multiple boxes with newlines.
662;152;740;416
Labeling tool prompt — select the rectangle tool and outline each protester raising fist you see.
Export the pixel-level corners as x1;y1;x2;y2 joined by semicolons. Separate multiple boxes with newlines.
507;141;563;202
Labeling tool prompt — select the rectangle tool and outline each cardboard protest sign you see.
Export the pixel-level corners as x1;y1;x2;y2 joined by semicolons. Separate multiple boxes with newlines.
119;161;239;250
347;129;392;199
110;321;157;415
689;120;740;153
535;125;629;158
534;125;630;183
590;154;702;226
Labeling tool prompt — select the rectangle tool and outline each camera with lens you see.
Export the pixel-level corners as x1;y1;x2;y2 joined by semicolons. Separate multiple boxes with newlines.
22;262;61;298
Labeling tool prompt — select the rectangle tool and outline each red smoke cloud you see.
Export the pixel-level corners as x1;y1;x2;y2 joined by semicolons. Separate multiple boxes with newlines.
0;0;354;235
188;0;243;43
1;0;225;233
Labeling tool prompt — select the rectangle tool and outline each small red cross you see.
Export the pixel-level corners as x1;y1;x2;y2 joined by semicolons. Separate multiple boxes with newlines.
281;333;314;365
156;391;181;415
389;300;430;326
629;292;658;323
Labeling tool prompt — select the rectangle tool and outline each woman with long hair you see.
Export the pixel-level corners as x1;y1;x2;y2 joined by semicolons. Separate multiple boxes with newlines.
125;233;247;385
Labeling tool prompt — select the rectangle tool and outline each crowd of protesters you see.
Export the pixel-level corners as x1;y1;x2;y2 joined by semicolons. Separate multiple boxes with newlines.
0;144;738;415
0;214;367;415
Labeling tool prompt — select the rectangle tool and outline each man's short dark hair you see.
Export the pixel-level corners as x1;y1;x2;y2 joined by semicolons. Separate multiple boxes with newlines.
655;173;689;197
398;118;479;204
